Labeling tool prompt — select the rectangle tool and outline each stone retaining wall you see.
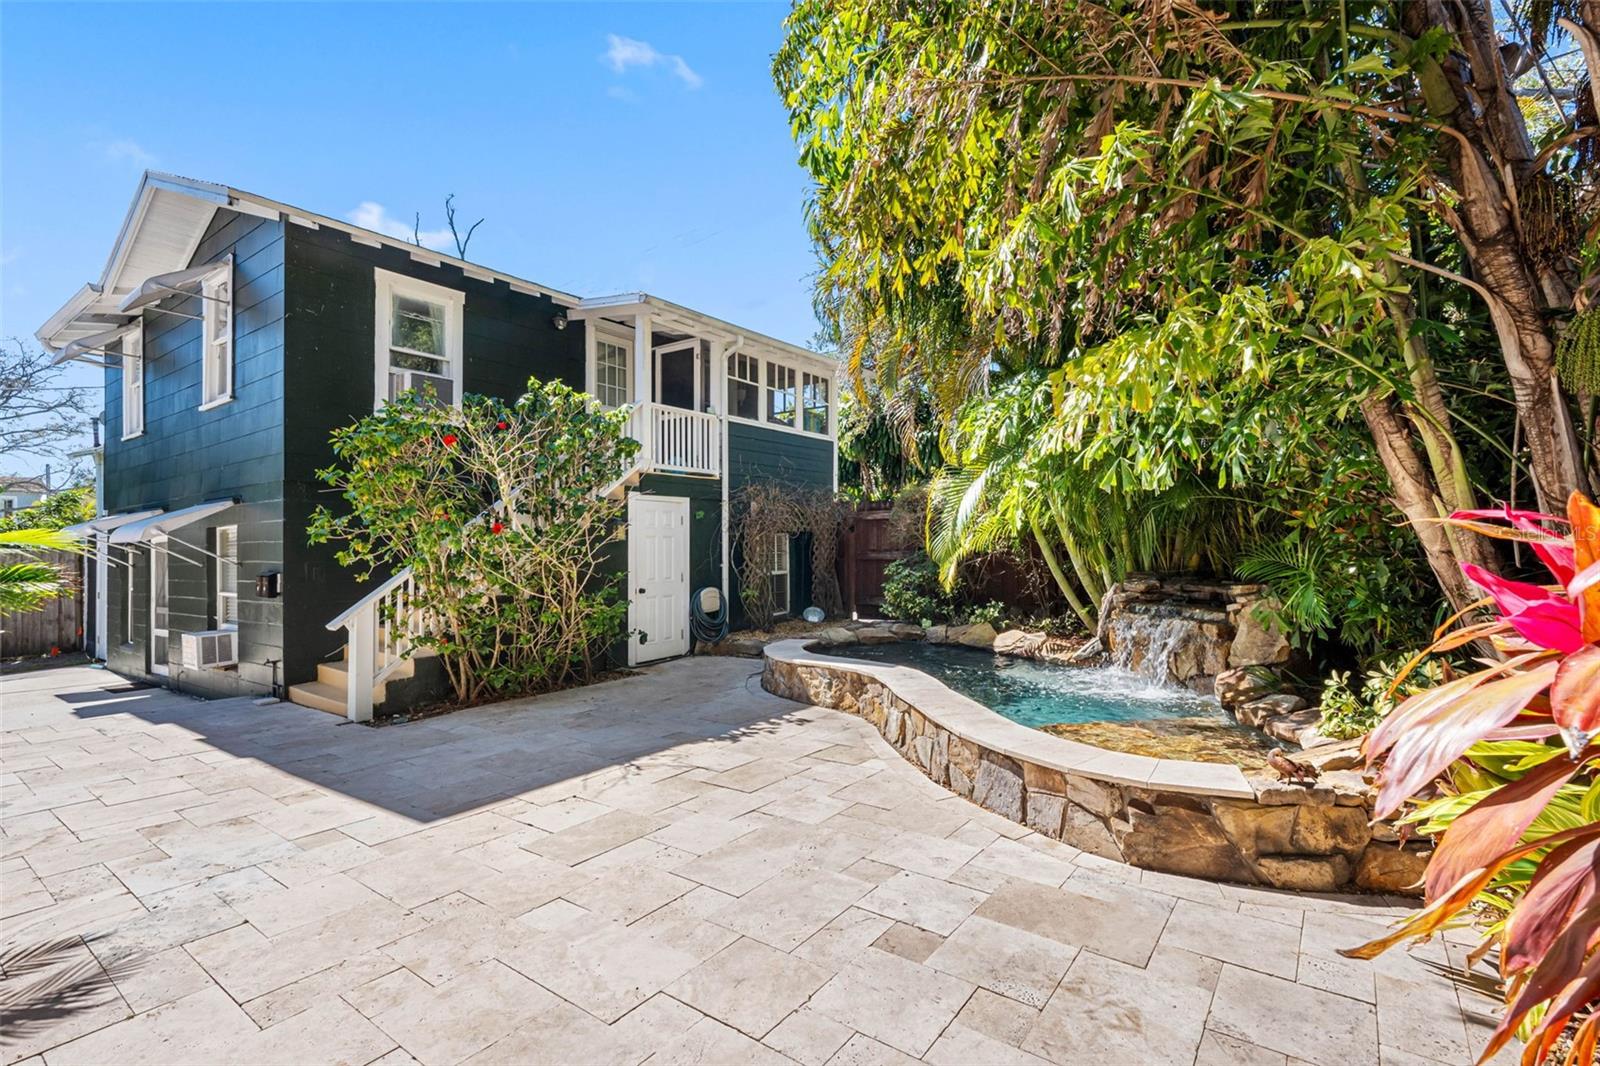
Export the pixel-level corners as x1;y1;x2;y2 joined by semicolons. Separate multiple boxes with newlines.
762;640;1428;895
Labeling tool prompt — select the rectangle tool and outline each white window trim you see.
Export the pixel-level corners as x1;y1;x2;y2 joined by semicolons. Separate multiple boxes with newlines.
802;371;831;436
726;350;762;422
770;532;791;617
721;349;835;440
121;323;145;440
215;525;239;631
199;258;235;411
588;326;634;409
653;339;701;411
373;267;465;411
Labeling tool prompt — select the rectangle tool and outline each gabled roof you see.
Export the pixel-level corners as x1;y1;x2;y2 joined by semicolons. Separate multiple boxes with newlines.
0;477;49;494
38;173;839;375
37;172;581;350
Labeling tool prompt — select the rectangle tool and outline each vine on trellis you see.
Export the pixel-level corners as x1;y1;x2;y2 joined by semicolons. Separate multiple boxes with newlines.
731;483;846;628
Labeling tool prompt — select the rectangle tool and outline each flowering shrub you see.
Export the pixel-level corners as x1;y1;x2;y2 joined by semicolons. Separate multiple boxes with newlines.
1342;493;1599;1064
308;380;639;704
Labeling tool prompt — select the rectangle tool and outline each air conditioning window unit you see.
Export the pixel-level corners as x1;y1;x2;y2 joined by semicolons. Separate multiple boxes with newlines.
388;371;454;406
179;629;238;670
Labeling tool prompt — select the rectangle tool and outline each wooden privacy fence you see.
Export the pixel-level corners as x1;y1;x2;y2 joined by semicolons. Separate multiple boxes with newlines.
837;501;1065;619
1;549;83;657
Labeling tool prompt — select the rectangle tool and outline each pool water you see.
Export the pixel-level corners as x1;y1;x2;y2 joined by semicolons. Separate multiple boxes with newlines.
817;639;1231;729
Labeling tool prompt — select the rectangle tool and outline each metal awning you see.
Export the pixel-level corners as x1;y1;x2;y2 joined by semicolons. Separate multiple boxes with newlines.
109;499;235;545
118;257;231;315
61;509;163;537
51;324;136;366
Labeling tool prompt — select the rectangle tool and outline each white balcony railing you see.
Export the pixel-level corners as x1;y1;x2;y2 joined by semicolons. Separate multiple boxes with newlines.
626;402;720;479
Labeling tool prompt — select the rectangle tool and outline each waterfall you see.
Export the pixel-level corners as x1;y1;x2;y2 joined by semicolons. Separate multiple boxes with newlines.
1106;612;1192;687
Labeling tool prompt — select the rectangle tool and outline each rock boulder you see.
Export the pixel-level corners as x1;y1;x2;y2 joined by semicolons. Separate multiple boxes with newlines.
1215;667;1280;709
1235;693;1308;728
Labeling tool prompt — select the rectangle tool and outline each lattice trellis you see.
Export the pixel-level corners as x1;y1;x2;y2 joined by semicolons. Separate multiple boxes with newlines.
731;483;846;628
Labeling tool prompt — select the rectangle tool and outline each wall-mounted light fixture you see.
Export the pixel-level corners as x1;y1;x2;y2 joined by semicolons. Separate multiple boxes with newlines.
551;312;568;331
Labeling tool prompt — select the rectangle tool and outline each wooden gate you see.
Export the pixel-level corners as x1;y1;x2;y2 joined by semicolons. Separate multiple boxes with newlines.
838;500;1067;620
839;502;913;618
0;550;84;657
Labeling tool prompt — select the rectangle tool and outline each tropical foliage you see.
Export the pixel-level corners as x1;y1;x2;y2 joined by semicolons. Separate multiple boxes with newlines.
0;528;83;615
308;381;636;705
1343;494;1600;1064
774;0;1598;655
0;486;93;534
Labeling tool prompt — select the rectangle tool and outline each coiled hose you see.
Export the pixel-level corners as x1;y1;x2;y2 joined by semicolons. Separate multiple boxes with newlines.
690;586;729;648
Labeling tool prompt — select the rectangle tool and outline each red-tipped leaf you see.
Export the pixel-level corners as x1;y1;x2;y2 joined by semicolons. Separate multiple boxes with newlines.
1502;836;1600;975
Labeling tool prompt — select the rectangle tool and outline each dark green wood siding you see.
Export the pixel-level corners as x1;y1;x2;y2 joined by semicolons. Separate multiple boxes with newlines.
103;209;286;697
280;225;585;686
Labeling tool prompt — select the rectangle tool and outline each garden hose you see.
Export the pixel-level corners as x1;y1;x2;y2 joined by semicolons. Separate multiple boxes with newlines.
691;587;729;648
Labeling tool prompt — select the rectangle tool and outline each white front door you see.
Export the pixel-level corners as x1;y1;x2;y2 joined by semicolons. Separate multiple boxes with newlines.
93;534;108;660
149;537;169;676
628;494;690;665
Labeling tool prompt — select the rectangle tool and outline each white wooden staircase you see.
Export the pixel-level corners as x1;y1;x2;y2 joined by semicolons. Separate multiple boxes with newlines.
287;645;428;717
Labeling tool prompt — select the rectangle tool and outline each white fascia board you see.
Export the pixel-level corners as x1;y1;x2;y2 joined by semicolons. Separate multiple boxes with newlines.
574;292;839;373
36;284;102;348
222;186;583;305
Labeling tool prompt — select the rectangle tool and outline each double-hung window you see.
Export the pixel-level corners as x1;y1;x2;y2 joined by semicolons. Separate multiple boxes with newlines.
374;269;463;409
766;362;796;427
802;372;830;435
593;334;631;408
122;324;145;439
200;262;234;408
215;525;239;629
770;533;791;616
727;352;760;420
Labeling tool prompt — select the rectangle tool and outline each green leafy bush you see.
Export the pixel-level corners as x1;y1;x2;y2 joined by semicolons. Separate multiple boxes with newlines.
1316;656;1443;740
309;380;637;705
881;553;959;626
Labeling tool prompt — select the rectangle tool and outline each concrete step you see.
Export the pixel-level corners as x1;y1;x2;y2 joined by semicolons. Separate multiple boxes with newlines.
287;680;347;717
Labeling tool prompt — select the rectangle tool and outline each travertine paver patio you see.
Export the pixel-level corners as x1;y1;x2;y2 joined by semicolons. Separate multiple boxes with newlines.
1;657;1509;1066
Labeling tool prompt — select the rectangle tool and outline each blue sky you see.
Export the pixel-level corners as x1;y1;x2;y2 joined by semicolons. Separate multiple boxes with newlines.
1;1;820;479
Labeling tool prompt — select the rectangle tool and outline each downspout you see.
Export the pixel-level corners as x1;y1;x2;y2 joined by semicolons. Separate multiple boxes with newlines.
722;337;739;618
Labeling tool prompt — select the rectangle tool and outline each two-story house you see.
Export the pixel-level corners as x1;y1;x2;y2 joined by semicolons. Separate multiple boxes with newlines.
42;172;837;719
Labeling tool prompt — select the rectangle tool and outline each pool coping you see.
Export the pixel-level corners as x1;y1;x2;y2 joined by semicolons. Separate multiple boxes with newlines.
764;639;1255;800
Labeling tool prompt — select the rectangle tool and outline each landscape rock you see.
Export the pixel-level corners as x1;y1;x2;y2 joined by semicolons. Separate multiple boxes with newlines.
888;622;926;640
1356;844;1430;895
1290;805;1371;857
993;629;1047;658
1255;854;1351;892
1300;737;1364;772
1025;791;1067;837
1250;776;1336;807
1262;707;1320;744
1061;804;1123;860
1236;693;1308;729
1215;667;1281;709
1116;801;1257;883
1210;801;1296;860
1066;636;1103;663
924;625;949;644
951;622;999;648
971;754;1025;821
1066;775;1122;819
856;626;903;645
1317;770;1375;807
1228;599;1291;668
818;627;857;646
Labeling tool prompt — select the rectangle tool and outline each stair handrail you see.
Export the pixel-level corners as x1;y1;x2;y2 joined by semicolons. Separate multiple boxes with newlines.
325;565;413;633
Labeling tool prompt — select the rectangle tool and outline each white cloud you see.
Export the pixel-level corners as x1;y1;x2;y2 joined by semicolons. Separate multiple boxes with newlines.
347;202;455;252
101;138;156;167
603;34;702;89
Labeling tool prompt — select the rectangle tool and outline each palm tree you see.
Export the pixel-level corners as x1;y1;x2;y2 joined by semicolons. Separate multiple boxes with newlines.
1;528;82;614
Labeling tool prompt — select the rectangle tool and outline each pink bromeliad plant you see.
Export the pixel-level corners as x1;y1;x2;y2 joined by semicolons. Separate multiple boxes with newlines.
1343;492;1600;1066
